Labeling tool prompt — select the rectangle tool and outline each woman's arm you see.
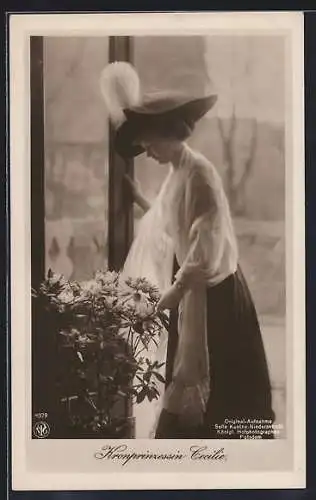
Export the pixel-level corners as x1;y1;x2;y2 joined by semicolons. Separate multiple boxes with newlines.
174;165;225;289
158;165;224;311
124;174;151;213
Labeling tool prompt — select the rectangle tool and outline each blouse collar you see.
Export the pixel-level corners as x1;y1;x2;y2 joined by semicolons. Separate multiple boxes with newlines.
171;142;193;171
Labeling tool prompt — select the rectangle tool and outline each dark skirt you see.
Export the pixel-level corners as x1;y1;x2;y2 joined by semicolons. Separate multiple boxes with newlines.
155;261;275;439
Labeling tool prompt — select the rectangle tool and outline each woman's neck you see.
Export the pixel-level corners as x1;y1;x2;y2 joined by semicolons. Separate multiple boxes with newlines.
170;142;186;169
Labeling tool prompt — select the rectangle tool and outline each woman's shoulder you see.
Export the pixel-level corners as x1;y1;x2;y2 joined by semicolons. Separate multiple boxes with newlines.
187;147;221;185
185;144;214;168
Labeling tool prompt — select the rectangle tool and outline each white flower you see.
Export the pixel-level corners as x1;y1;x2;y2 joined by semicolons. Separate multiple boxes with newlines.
47;272;67;286
95;270;119;286
80;280;103;294
58;288;75;304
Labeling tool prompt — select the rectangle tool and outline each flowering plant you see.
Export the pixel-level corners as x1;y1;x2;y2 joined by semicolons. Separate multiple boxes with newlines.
32;269;168;437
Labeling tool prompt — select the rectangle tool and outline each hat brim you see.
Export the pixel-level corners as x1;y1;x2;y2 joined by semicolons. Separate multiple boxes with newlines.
114;94;217;158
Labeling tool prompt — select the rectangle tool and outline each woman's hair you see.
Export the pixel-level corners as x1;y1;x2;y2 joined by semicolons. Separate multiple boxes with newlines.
137;117;194;143
161;118;194;140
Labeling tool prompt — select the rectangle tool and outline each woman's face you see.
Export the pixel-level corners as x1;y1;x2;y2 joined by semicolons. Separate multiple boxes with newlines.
139;137;182;165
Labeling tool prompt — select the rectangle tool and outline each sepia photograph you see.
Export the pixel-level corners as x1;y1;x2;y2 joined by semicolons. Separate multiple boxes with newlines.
10;12;305;490
32;32;286;441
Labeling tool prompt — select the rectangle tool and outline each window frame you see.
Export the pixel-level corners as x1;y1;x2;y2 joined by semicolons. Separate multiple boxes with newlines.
108;36;135;271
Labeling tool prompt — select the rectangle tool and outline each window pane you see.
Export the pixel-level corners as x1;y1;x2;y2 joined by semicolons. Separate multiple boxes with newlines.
43;37;109;281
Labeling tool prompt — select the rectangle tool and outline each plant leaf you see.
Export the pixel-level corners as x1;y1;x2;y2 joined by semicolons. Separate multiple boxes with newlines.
153;371;165;384
136;388;147;404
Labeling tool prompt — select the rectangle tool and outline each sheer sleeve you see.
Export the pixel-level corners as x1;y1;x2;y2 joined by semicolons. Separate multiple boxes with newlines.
174;162;226;287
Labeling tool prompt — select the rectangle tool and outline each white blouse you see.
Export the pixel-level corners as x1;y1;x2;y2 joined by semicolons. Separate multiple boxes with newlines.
158;144;239;421
161;143;238;289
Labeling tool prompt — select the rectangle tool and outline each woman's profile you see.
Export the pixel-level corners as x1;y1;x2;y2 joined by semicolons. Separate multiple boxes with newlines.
100;61;275;439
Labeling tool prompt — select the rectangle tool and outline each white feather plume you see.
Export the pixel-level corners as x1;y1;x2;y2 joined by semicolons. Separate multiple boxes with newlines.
100;62;141;127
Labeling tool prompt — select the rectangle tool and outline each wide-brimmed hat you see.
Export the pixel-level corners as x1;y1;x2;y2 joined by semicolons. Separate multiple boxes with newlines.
100;62;217;158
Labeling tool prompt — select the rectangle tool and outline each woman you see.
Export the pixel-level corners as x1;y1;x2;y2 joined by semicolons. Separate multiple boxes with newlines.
100;62;275;439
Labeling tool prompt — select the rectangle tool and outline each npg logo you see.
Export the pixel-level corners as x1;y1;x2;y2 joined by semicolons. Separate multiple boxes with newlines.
33;421;50;439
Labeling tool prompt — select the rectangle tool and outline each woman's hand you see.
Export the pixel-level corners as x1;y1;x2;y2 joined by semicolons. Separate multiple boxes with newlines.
124;174;141;198
157;283;185;311
124;174;151;212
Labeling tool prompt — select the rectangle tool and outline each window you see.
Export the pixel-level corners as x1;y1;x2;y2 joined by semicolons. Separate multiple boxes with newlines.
43;37;109;281
31;36;134;434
